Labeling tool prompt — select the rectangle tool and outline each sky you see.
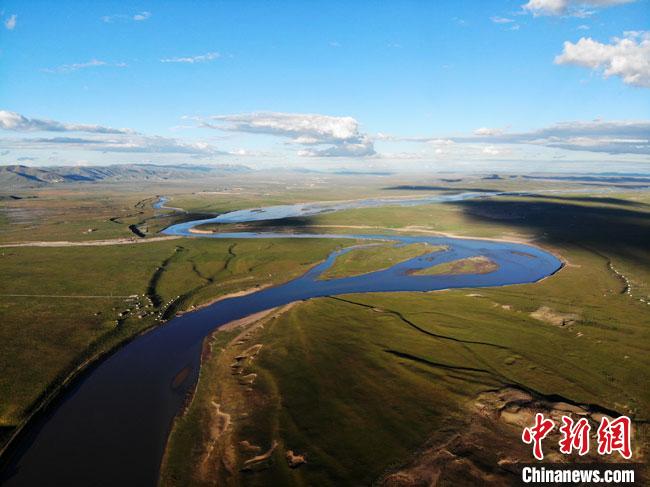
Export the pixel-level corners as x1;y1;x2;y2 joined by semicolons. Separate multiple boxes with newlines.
0;0;649;172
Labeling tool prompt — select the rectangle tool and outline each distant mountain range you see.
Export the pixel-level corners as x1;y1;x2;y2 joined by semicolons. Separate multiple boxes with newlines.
0;163;251;189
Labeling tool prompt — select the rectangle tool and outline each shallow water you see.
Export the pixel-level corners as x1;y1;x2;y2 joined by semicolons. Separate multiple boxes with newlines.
0;194;561;487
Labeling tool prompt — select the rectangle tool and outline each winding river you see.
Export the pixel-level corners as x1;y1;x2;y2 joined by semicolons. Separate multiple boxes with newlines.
0;193;561;486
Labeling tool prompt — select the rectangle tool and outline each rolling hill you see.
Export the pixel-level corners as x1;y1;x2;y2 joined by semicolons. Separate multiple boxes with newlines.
0;163;251;190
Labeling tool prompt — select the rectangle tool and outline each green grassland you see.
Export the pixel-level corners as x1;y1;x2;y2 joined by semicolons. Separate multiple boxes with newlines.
0;187;155;243
0;236;349;448
161;299;498;486
319;242;444;280
0;173;569;244
162;252;650;485
1;176;649;481
161;189;650;486
413;255;498;276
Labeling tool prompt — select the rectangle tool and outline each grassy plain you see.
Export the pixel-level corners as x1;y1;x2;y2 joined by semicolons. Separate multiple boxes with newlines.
2;174;649;483
0;179;362;448
319;242;443;280
162;188;650;486
0;237;350;445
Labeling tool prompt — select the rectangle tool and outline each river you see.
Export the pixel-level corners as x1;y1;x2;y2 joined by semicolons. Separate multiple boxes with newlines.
0;193;561;486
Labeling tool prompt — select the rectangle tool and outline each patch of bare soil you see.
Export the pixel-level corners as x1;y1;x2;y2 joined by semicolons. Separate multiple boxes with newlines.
239;440;262;453
241;441;279;471
178;284;274;316
379;387;645;486
219;308;277;332
197;402;233;480
286;449;307;468
0;235;181;247
530;306;580;327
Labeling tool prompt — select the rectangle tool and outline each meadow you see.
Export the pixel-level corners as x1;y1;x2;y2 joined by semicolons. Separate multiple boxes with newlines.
318;242;443;280
1;175;648;484
0;182;355;448
161;187;650;486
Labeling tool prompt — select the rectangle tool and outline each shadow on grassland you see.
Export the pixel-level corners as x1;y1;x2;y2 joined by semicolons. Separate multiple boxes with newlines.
210;216;319;233
517;194;650;208
383;185;501;193
451;196;650;257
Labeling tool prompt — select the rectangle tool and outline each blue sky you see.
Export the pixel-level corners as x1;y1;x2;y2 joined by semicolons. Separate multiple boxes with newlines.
1;0;649;171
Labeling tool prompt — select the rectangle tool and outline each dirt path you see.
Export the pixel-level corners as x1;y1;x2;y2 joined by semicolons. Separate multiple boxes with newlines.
0;235;181;248
0;294;137;298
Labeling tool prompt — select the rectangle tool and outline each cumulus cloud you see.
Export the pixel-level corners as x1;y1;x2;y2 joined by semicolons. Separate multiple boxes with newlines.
160;52;221;64
4;14;17;30
450;119;650;155
555;31;650;87
201;112;376;157
0;110;133;134
523;0;636;16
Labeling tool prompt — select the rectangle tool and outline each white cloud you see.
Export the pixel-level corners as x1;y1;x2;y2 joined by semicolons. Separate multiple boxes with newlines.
160;52;221;64
523;0;636;16
4;14;17;30
482;145;505;156
133;11;151;21
474;127;504;136
450;119;650;155
298;140;375;157
429;139;455;156
490;16;515;23
228;148;267;157
102;11;152;23
2;134;226;156
555;31;650;87
201;112;376;157
524;0;568;15
1;112;226;157
0;110;133;134
42;59;127;74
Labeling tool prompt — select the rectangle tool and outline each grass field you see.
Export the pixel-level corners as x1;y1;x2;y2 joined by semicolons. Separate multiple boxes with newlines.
0;235;349;447
1;176;649;482
161;188;650;486
319;242;443;280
